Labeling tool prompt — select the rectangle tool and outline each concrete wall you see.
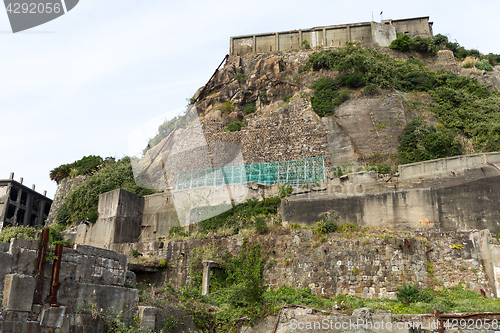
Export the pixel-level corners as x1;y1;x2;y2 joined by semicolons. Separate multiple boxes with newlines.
0;238;138;333
75;189;144;248
282;169;500;233
231;21;396;55
383;16;433;37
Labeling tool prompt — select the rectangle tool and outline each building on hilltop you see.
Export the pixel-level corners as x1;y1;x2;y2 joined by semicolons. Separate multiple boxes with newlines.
230;16;433;55
0;173;52;231
381;16;433;37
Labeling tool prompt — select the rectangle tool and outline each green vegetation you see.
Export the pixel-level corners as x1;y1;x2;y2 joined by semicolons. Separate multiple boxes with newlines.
57;157;155;225
278;184;293;198
243;103;257;115
304;43;500;160
235;73;247;84
196;197;280;235
398;119;462;164
301;39;311;49
0;225;70;246
281;93;293;102
50;155;106;184
223;101;234;113
142;113;190;155
368;163;391;174
224;120;246;132
0;226;37;243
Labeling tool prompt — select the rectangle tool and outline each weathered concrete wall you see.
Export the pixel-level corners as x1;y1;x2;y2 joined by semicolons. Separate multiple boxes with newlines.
382;16;433;37
75;189;144;248
282;166;500;233
231;21;397;55
0;238;139;333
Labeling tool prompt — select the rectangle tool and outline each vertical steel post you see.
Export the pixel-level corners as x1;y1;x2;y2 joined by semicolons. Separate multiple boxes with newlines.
33;228;49;304
45;244;63;306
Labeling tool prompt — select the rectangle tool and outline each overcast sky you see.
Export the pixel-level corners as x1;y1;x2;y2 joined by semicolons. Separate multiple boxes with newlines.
1;0;499;199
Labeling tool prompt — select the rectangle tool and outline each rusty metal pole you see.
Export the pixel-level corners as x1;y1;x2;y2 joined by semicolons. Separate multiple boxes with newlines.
45;244;63;306
33;229;49;304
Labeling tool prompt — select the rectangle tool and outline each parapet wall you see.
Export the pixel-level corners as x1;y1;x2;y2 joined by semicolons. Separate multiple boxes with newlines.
398;152;500;179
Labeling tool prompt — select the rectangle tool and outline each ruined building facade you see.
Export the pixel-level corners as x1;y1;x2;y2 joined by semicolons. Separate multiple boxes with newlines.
0;173;52;231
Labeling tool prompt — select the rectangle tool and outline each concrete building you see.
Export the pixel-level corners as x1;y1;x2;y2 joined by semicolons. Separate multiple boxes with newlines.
382;16;433;37
0;173;52;230
230;16;433;55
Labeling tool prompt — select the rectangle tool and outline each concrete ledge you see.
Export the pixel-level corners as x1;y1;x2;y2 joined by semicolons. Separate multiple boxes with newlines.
398;152;500;179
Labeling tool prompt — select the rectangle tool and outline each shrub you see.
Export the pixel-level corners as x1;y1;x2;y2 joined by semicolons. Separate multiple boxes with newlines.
476;59;494;71
368;163;391;174
235;73;247;84
169;226;186;237
131;249;140;258
56;202;71;225
254;216;268;234
338;89;351;102
337;223;358;232
389;34;412;52
398;119;462;164
0;226;37;243
338;72;366;88
224;101;234;113
301;39;311;49
279;184;293;198
244;103;257;115
310;77;341;117
315;218;337;234
282;94;293;102
50;155;105;184
397;284;434;304
363;84;378;96
224;121;246;132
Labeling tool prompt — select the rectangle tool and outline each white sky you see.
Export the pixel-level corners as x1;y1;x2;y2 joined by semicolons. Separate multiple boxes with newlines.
1;0;499;199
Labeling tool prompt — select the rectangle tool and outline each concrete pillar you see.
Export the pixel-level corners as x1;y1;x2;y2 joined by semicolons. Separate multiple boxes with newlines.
201;260;219;296
229;37;233;55
275;33;279;52
323;28;326;46
299;30;302;46
347;26;351;42
252;35;256;52
31;184;35;191
9;172;14;180
19;177;23;185
23;192;33;226
39;201;46;226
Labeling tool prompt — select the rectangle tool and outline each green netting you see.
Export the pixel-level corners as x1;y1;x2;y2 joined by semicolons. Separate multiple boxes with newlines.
176;156;325;190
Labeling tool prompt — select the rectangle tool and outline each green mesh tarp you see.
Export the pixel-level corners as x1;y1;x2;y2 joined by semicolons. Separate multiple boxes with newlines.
176;156;325;190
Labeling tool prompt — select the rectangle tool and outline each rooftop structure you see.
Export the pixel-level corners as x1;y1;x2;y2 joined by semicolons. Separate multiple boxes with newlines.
230;16;433;55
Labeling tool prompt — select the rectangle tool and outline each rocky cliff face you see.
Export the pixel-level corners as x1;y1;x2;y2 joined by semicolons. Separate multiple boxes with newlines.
45;175;87;225
138;46;500;189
